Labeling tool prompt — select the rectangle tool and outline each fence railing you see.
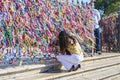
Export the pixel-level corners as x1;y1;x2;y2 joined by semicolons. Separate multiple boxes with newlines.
0;1;95;66
101;13;120;52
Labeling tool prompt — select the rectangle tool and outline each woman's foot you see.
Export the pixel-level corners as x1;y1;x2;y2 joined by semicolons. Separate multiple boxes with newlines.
74;64;81;71
68;65;75;72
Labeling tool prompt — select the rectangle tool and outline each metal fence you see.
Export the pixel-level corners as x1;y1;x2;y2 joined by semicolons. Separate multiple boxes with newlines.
101;12;120;52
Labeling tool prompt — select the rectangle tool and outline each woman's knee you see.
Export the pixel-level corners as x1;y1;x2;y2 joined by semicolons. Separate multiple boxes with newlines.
73;55;84;63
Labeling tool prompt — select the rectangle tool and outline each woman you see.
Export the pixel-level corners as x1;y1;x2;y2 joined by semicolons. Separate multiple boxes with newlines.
56;31;84;72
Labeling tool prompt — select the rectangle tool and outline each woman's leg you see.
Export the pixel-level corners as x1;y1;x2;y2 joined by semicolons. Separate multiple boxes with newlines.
69;54;83;68
56;54;84;70
57;54;74;70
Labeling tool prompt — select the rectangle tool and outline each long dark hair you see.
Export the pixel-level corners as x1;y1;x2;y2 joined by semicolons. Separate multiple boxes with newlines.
58;31;68;53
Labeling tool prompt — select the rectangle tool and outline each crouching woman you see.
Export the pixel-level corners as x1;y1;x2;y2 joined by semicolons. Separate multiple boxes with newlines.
57;31;84;72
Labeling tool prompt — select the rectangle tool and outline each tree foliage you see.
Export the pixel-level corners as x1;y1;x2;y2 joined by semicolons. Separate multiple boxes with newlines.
95;0;120;16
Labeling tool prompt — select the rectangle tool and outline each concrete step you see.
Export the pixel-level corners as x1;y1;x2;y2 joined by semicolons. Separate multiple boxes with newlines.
0;53;120;80
0;53;120;76
56;64;120;80
40;55;120;80
103;73;120;80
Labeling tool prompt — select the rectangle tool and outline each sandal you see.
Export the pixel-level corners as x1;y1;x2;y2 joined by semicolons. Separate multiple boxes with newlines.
74;64;81;71
68;65;75;72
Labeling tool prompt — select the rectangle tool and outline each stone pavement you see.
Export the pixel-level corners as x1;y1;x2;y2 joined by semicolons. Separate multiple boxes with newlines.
0;53;120;80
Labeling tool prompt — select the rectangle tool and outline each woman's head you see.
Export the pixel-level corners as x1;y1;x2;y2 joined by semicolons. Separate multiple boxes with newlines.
67;36;76;45
67;31;76;45
58;31;76;52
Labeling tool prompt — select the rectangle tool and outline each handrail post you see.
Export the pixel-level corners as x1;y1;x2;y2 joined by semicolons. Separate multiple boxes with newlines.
117;6;120;52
